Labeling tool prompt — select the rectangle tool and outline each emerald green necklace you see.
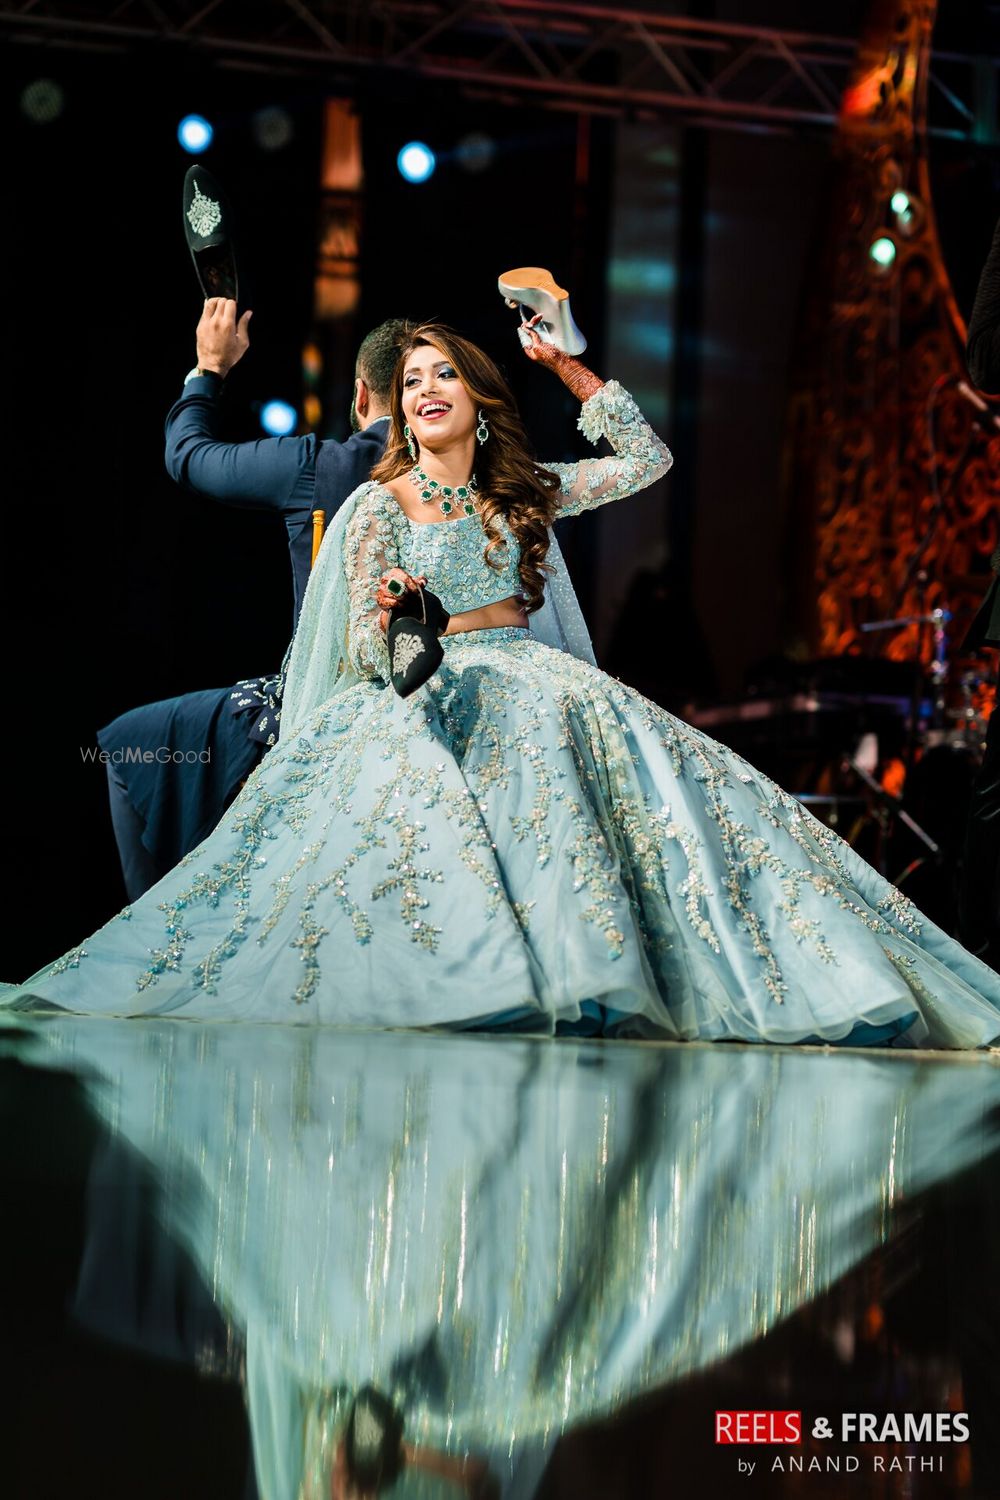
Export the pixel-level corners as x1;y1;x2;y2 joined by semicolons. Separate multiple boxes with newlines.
408;464;480;518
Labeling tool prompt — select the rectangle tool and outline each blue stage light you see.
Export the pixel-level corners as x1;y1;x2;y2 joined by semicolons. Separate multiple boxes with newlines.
890;190;910;216
178;114;213;154
397;142;436;183
260;401;297;436
456;132;496;174
253;106;294;151
20;79;64;124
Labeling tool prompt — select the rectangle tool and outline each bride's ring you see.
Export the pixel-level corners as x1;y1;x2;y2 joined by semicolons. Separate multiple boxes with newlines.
386;577;404;598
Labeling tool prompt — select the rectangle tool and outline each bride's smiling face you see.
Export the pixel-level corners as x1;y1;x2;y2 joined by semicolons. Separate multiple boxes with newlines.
400;343;477;450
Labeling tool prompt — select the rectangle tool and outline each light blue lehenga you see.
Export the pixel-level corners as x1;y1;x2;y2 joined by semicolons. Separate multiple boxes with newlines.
6;382;1000;1045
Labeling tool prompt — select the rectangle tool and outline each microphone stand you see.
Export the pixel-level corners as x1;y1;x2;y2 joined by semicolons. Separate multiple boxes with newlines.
842;756;940;878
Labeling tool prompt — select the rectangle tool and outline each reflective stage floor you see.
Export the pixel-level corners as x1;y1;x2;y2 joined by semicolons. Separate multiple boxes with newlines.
1;1019;998;1499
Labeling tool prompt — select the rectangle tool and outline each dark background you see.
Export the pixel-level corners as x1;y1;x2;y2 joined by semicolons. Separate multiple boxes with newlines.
2;4;999;977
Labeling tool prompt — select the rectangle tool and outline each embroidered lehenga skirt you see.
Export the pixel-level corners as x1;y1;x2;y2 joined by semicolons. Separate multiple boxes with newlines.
9;629;1000;1047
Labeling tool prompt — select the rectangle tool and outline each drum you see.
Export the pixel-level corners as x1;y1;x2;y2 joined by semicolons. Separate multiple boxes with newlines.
940;660;998;761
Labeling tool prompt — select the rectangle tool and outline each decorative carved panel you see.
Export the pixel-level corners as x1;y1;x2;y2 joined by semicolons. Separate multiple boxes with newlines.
785;0;1000;668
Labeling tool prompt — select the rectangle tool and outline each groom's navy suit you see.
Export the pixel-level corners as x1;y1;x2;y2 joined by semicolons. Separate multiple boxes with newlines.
99;372;389;899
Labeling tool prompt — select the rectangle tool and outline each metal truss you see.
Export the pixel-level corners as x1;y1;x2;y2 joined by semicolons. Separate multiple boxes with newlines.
1;0;996;139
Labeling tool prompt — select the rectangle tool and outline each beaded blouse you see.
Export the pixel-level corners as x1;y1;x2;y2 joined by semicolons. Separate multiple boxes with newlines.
401;511;522;615
343;380;672;682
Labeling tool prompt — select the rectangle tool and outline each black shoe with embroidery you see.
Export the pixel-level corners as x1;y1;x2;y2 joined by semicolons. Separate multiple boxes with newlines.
387;586;450;698
183;165;238;301
344;1385;405;1491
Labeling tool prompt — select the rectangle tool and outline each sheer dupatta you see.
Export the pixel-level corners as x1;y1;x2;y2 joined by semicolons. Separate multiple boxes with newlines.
280;482;381;740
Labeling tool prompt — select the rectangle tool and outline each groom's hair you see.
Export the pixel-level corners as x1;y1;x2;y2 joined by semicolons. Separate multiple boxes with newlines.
356;319;416;401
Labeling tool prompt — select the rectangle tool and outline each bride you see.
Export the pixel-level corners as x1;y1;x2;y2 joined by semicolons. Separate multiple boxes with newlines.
6;314;1000;1046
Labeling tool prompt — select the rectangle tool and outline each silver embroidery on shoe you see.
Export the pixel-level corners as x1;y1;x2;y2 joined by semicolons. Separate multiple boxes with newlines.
353;1405;382;1450
186;182;222;239
392;633;426;676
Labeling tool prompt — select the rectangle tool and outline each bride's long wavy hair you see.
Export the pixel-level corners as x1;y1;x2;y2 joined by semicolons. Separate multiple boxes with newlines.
370;322;561;613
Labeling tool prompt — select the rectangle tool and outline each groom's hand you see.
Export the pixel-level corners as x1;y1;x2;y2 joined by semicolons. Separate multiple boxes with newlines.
195;297;252;378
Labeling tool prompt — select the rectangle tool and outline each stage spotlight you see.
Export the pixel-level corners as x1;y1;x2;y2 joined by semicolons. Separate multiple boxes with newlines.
20;79;64;124
397;142;436;183
260;400;297;436
178;114;213;154
253;106;294;151
456;132;496;173
891;190;924;239
869;235;897;271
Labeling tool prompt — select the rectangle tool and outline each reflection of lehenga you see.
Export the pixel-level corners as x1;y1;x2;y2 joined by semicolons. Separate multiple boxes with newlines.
6;382;1000;1044
21;1021;1000;1499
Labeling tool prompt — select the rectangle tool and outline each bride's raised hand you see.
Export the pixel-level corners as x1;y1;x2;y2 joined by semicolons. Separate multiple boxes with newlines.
518;313;562;366
520;313;604;401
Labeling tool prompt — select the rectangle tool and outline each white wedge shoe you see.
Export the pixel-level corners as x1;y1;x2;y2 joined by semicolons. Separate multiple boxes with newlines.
497;266;588;355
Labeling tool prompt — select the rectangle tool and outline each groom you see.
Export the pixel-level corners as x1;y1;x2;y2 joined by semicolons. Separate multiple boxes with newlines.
99;302;411;900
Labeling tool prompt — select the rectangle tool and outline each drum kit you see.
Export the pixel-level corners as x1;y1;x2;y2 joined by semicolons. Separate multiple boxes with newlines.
809;601;993;928
687;598;996;931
